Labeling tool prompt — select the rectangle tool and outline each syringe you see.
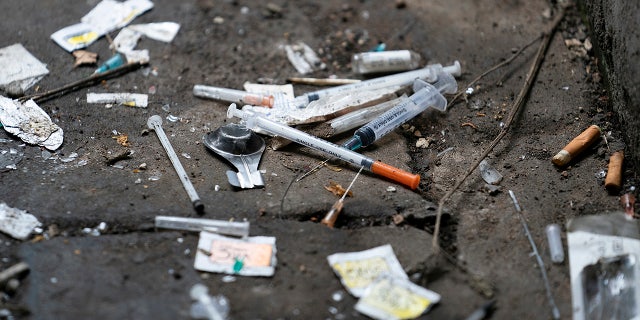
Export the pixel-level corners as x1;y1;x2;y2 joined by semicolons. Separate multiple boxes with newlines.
293;61;461;108
194;85;274;108
227;104;420;190
342;71;458;151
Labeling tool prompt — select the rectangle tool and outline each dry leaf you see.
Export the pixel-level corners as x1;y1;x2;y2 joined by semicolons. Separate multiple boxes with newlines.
392;214;404;225
72;50;98;67
323;163;342;172
112;134;130;147
324;180;353;197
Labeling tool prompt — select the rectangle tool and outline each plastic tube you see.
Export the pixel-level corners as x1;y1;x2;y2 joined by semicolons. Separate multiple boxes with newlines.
194;85;274;108
155;216;250;237
293;61;461;108
342;71;457;150
328;95;407;134
227;104;420;189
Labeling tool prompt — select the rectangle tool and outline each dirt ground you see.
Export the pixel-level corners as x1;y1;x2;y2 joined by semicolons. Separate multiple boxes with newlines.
0;0;636;319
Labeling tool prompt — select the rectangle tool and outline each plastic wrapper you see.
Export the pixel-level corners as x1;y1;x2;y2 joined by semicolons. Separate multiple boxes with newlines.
327;244;408;297
355;274;440;320
568;212;640;320
194;232;276;277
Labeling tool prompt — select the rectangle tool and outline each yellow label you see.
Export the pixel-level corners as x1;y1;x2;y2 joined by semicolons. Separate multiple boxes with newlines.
67;31;99;45
332;257;390;289
360;278;431;319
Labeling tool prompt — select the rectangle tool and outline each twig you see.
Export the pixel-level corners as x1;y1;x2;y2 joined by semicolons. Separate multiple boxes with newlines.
508;190;560;319
447;35;541;109
432;6;567;252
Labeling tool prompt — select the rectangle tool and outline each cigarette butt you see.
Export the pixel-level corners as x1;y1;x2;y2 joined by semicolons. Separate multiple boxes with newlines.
605;151;624;192
321;200;344;228
552;125;601;166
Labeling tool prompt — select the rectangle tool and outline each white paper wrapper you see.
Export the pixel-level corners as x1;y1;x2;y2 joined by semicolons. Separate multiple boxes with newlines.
51;0;154;52
327;244;408;297
0;96;63;150
194;232;277;277
355;274;441;320
128;22;180;43
0;44;49;95
87;92;148;107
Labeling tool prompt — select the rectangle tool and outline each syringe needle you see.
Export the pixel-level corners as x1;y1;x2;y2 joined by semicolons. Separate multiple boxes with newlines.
147;115;204;214
295;158;331;182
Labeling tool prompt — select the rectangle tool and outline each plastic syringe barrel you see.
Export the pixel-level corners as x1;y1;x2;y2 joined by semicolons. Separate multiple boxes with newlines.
227;104;420;189
194;85;274;108
342;72;457;151
294;61;461;108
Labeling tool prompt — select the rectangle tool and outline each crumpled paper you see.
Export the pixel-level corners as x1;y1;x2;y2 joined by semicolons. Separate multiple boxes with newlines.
0;202;41;240
0;96;63;150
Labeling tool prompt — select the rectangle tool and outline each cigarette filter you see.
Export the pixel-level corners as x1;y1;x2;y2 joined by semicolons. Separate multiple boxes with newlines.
605;151;624;192
552;125;601;166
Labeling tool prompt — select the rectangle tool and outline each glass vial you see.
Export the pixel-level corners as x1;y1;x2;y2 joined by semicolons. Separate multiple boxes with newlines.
545;224;564;264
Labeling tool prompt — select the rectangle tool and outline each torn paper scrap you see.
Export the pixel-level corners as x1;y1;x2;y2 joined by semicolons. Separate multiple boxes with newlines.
0;44;49;96
111;27;142;53
0;202;42;240
87;93;148;108
81;0;154;36
194;231;277;277
51;0;154;52
355;275;441;320
122;49;150;65
111;22;180;55
0;96;63;150
128;22;180;43
327;244;408;297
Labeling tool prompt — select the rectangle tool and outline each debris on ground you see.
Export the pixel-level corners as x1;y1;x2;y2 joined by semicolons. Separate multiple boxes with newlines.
72;50;98;67
552;125;602;167
355;274;441;320
50;0;154;52
189;283;230;320
0;97;63;150
194;232;277;277
351;50;421;75
155;216;250;237
87;92;148;108
203;123;266;189
478;159;503;185
0;139;25;172
0;44;49;97
0;203;41;240
327;244;407;297
284;42;326;74
567;212;640;320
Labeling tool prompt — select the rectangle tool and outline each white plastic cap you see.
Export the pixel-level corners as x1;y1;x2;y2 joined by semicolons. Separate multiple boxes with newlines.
442;60;462;77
